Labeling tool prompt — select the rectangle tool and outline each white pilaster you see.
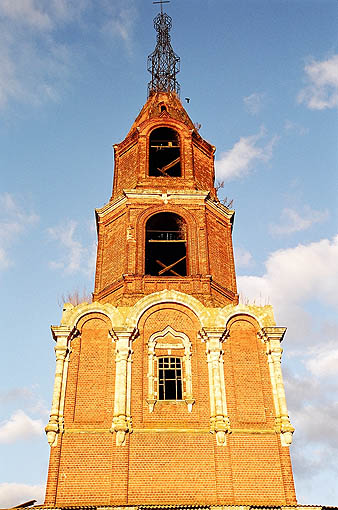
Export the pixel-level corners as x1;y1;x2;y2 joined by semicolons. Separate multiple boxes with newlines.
110;327;138;446
261;327;294;446
200;328;231;445
45;325;76;447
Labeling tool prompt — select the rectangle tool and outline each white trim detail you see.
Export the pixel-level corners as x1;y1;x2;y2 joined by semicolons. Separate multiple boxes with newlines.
125;290;207;327
110;327;138;446
199;327;231;446
146;325;195;412
45;326;77;447
259;327;294;446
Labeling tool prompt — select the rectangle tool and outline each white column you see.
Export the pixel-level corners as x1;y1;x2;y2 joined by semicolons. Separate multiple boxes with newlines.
45;326;74;447
262;327;294;446
146;342;156;412
200;328;231;446
111;327;138;446
184;348;194;412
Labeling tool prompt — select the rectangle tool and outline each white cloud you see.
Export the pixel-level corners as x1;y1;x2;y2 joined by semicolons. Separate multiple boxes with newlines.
305;344;338;378
48;219;96;275
235;247;253;268
0;482;45;507
238;234;338;314
0;1;137;109
0;0;53;29
0;385;49;417
298;54;338;110
0;2;71;108
285;366;338;453
237;236;338;490
0;193;39;270
270;206;329;235
282;331;338;497
284;119;309;135
0;387;35;404
0;0;87;31
215;128;278;181
102;3;137;55
243;92;265;115
48;220;84;274
0;410;44;444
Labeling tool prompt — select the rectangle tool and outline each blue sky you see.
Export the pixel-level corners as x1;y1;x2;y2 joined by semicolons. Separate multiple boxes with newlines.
1;0;338;506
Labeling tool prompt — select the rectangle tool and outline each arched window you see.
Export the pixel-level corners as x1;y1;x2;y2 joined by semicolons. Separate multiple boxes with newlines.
149;127;181;177
145;212;187;276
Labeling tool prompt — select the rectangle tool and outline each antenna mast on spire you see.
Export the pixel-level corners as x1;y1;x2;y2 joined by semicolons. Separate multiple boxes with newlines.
147;1;180;96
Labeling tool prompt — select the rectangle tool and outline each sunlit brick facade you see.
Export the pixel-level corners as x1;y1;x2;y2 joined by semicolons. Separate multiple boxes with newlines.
44;90;298;507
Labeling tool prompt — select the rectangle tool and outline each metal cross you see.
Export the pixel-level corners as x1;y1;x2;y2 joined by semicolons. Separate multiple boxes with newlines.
153;0;170;14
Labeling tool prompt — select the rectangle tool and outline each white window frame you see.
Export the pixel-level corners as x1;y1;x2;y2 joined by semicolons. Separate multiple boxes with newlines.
146;325;194;412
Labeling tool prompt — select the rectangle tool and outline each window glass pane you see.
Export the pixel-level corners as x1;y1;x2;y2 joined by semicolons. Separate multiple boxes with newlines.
166;369;176;380
158;357;182;400
159;384;164;400
165;380;177;400
176;382;182;400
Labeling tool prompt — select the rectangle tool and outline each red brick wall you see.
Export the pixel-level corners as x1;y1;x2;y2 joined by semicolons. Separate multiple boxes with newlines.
94;210;127;295
230;434;288;504
193;143;214;192
228;318;267;423
128;433;218;505
73;317;111;424
206;208;236;294
45;307;296;505
94;199;237;306
113;141;139;198
55;433;114;506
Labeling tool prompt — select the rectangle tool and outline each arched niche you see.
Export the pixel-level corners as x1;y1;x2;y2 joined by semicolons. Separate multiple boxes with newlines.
67;313;114;425
225;314;267;425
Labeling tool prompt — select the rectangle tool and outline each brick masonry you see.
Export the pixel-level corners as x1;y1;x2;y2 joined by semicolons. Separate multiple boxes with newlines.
45;91;297;506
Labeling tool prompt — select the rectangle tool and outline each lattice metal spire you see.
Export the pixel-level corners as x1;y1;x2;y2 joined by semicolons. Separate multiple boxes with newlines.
147;1;180;96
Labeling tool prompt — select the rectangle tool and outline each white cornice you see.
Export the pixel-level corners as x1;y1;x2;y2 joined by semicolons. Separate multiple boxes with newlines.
95;190;234;221
124;189;209;200
205;197;235;220
95;195;128;218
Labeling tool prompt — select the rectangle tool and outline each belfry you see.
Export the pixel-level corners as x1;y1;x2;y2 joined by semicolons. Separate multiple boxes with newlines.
44;6;298;507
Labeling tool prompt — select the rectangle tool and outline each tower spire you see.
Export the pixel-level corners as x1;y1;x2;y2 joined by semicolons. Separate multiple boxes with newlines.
147;1;180;96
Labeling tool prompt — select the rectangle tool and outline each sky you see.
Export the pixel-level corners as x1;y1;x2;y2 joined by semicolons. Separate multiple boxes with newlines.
1;0;338;506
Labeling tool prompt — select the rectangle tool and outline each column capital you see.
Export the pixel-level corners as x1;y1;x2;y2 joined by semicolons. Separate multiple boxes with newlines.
54;344;68;361
270;346;283;362
51;325;78;342
199;327;228;343
260;326;287;343
110;327;139;343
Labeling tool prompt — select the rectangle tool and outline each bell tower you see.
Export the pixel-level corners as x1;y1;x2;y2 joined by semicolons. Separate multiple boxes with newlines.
93;84;237;307
44;6;297;508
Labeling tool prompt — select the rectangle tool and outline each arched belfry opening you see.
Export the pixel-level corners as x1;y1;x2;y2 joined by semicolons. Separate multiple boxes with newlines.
149;127;181;177
145;212;187;276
